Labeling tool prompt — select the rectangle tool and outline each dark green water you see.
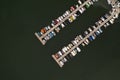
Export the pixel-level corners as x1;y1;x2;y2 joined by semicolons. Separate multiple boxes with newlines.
1;0;120;80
